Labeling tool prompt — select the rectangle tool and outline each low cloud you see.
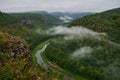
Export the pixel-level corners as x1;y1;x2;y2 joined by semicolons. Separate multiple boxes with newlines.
0;0;119;12
48;26;106;40
60;15;74;23
71;46;93;58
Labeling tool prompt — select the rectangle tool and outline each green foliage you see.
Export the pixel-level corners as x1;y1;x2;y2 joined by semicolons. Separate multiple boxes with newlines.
0;12;18;26
0;12;54;50
69;8;120;43
0;11;66;80
43;37;120;80
0;51;62;80
10;13;62;30
0;34;63;80
1;7;120;80
32;39;52;63
0;32;7;45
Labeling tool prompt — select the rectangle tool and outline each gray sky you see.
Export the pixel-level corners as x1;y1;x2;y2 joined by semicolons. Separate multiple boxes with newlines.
0;0;120;12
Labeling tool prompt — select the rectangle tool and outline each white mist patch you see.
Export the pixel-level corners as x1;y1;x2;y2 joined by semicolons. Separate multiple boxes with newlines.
48;26;106;40
71;47;93;58
60;16;74;23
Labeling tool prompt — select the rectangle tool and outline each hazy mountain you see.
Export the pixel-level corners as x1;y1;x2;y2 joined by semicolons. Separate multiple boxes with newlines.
50;12;94;19
9;12;62;28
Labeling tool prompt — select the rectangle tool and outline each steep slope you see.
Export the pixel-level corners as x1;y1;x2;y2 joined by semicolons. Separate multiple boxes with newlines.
0;11;18;26
0;31;63;80
43;26;120;80
44;38;120;80
10;12;62;29
0;12;64;79
42;8;120;80
0;12;52;50
29;11;63;25
69;8;120;43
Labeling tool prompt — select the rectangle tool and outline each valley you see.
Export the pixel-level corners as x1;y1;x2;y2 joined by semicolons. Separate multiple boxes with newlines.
0;7;120;80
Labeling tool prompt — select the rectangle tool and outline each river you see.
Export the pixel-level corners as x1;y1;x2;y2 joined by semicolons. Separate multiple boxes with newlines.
35;43;75;80
35;43;49;69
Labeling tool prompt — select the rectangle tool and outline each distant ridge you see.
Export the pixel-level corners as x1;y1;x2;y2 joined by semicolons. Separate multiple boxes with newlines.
69;7;120;43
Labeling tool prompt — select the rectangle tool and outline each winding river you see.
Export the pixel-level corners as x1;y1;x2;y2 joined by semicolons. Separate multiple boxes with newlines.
35;43;49;69
35;43;75;80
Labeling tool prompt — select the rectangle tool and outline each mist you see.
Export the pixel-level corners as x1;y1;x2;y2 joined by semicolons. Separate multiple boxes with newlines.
60;16;74;23
48;26;106;40
71;46;93;58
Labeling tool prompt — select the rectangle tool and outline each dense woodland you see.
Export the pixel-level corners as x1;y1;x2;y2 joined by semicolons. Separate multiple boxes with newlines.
0;12;63;79
0;7;120;80
0;12;57;50
69;8;120;43
44;37;120;80
43;8;120;80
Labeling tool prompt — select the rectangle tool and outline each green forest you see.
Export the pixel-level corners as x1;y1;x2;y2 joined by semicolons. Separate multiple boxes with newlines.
69;8;120;43
0;7;120;80
43;8;120;80
0;12;64;80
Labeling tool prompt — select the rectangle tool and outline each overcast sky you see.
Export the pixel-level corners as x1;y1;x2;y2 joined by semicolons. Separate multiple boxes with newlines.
0;0;120;12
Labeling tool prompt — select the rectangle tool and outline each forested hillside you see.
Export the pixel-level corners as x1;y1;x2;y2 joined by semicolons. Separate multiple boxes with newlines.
0;12;18;26
0;12;55;50
43;8;120;80
44;37;120;80
0;7;120;80
0;12;64;80
10;12;62;29
0;31;64;80
69;8;120;43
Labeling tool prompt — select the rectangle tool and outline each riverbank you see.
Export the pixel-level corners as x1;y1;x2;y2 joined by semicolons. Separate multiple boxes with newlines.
32;39;51;63
33;39;87;80
42;48;87;80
